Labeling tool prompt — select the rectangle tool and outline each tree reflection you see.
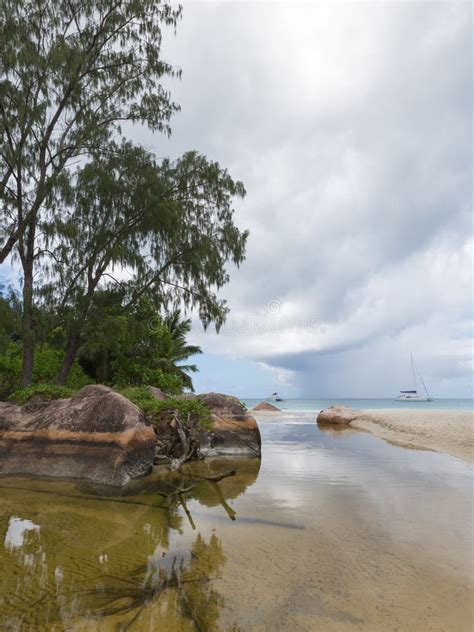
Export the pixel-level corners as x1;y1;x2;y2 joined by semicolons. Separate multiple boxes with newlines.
71;533;232;631
0;459;259;630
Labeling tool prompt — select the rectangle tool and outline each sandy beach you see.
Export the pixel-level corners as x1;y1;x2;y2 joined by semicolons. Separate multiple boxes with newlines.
352;408;474;464
255;408;474;464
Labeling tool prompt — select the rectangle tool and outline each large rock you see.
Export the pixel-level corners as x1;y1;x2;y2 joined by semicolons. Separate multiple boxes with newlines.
0;385;156;486
317;405;359;425
147;386;168;401
197;392;248;419
253;401;280;411
196;393;261;458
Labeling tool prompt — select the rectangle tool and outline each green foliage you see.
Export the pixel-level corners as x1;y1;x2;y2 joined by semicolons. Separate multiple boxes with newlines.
33;348;90;389
78;296;200;392
113;367;184;394
42;144;247;340
0;290;201;398
0;341;90;399
0;342;22;399
1;0;182;262
119;387;212;430
0;0;183;386
0;292;21;352
8;383;74;405
1;1;248;388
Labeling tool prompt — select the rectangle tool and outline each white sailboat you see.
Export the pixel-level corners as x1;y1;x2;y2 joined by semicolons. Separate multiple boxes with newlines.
395;354;432;402
268;391;284;402
268;369;285;401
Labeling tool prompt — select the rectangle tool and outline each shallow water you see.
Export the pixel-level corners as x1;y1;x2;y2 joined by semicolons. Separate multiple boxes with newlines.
0;418;472;631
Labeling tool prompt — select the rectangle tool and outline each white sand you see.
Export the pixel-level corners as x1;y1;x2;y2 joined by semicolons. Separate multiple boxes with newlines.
352;408;474;464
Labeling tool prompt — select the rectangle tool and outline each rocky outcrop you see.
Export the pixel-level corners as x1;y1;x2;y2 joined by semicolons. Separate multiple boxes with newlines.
0;385;156;486
253;401;280;412
195;393;261;458
317;405;359;425
197;392;248;418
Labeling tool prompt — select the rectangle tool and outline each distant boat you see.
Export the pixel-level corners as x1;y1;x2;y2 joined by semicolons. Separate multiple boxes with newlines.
395;354;432;402
268;391;284;402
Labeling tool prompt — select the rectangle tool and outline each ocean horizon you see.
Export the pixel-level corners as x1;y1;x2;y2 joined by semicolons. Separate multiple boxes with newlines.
242;398;474;412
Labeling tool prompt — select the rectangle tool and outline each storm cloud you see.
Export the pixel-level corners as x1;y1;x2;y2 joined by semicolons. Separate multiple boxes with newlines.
151;2;472;397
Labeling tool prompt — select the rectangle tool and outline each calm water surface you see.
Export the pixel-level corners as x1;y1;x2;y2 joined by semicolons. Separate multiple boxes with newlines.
0;417;472;631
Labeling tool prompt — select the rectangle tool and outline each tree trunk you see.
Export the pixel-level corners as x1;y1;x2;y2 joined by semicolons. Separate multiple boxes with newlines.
20;221;36;387
20;269;34;386
54;282;98;385
55;330;81;386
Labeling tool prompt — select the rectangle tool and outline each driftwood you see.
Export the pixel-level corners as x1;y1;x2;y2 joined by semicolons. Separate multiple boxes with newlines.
154;469;236;500
187;469;236;483
168;412;201;471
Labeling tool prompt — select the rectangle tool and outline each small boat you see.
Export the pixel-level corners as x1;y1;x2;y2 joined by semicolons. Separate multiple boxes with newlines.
395;355;432;402
268;391;284;402
396;390;431;402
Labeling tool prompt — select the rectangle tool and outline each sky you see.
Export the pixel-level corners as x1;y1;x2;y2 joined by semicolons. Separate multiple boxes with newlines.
1;2;472;398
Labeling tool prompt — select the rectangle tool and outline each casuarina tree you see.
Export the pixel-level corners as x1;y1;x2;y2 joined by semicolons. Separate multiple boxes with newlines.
0;0;182;383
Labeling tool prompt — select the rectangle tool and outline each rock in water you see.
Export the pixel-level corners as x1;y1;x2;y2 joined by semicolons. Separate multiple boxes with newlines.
317;405;359;425
0;385;156;486
196;393;261;458
252;401;281;411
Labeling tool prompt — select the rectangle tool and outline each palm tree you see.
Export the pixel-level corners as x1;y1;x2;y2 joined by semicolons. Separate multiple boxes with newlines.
154;310;201;391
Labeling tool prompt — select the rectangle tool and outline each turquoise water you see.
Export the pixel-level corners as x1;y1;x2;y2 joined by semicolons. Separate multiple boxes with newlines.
243;397;474;412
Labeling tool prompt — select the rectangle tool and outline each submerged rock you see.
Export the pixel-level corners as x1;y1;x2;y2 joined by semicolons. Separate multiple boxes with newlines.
317;405;359;425
252;401;281;412
0;385;156;486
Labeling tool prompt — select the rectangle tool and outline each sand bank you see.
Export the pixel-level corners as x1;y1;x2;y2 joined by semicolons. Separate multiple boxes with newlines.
352;408;474;464
255;408;474;463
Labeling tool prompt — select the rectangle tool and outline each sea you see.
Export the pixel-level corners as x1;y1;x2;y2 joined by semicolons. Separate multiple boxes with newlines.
242;397;474;412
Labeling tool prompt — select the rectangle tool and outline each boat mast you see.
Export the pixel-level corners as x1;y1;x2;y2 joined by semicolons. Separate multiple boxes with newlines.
411;353;418;392
417;367;431;399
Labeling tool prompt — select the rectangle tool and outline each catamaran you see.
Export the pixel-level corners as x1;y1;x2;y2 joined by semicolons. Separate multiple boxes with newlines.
395;354;432;402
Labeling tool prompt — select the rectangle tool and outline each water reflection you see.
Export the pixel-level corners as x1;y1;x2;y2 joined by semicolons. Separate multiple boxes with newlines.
0;458;259;631
5;516;40;550
66;534;228;631
315;421;360;439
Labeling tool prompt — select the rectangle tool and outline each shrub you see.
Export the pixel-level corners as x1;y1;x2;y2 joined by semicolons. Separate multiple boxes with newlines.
0;342;22;399
0;345;90;400
118;387;212;430
113;366;184;395
33;348;90;390
8;384;75;405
